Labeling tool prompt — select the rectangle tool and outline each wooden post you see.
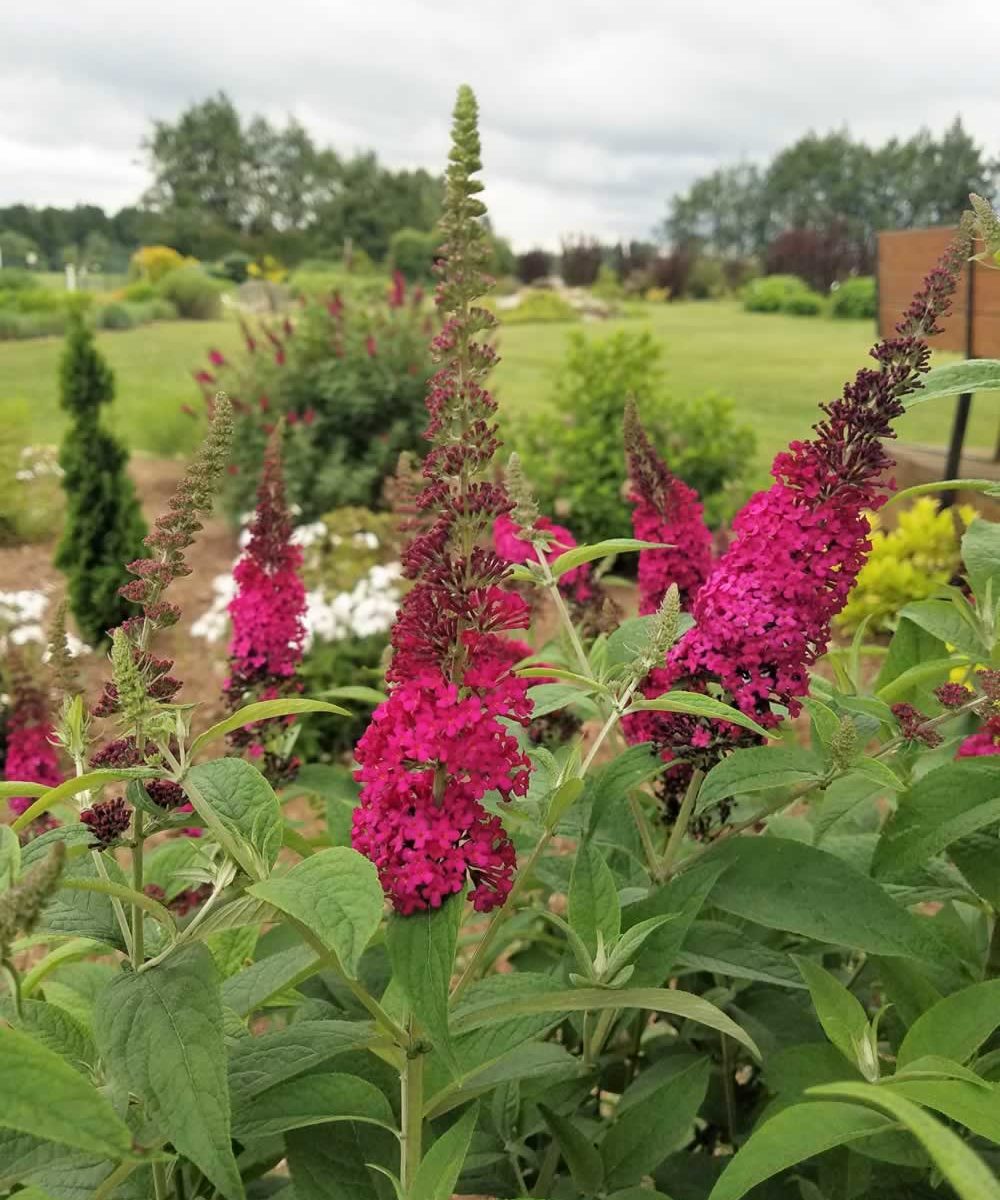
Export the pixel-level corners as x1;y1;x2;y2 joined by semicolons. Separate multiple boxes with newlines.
941;254;976;508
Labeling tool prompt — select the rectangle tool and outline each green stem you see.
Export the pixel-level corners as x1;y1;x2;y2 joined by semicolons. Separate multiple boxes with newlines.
152;1159;169;1200
661;768;704;877
91;850;133;956
131;810;145;966
721;1033;736;1145
400;1019;425;1194
450;833;550;1001
627;791;662;881
1;960;23;1019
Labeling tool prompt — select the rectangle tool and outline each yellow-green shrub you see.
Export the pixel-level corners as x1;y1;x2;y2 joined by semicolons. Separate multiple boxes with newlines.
837;498;974;633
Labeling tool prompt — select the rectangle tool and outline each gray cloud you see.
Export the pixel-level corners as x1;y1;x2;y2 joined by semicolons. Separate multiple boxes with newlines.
1;0;998;247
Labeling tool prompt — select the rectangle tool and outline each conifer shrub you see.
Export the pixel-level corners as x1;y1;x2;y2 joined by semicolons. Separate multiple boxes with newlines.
54;311;147;644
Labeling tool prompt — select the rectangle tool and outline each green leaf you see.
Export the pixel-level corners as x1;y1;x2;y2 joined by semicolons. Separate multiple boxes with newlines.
221;943;319;1017
424;1042;579;1118
707;1101;893;1200
539;1103;604;1193
0;1023;134;1159
0;996;95;1071
875;656;966;706
185;758;283;880
248;847;383;977
0;824;20;890
962;517;1000;606
875;616;946;696
893;1054;991;1088
705;837;956;967
679;921;804;989
411;1103;479;1200
10;768;158;832
793;956;873;1077
898;978;1000;1068
318;684;387;704
387;895;460;1064
602;1057;709;1188
287;1121;397;1200
228;1019;378;1109
550;537;663;576
697;747;825;815
909;358;1000;405
626;691;774;741
190;697;350;756
897;598;987;661
809;1083;1000;1200
545;776;586;832
873;759;1000;881
97;942;243;1200
451;984;759;1059
624;863;723;987
851;757;904;791
528;682;600;720
569;840;620;956
881;1079;1000;1143
518;665;608;693
40;857;129;952
231;1072;395;1140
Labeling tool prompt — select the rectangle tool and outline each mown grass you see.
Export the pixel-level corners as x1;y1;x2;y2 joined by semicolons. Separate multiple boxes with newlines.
0;303;994;470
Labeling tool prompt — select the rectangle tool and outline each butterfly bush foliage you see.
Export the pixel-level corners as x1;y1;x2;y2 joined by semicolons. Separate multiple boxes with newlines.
3;88;1000;1200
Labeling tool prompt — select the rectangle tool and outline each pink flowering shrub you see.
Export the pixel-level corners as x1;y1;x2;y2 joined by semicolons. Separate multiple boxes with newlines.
3;659;60;831
194;280;436;523
223;436;307;782
5;89;1000;1200
351;99;531;916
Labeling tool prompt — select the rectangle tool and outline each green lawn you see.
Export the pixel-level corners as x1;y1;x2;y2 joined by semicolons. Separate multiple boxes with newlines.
0;303;994;470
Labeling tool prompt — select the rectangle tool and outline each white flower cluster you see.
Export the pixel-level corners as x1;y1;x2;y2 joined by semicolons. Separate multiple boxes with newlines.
190;524;402;651
14;445;63;484
0;589;87;656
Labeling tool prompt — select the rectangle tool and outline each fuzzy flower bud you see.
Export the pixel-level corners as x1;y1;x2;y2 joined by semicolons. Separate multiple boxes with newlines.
0;842;66;956
829;715;859;771
505;453;539;531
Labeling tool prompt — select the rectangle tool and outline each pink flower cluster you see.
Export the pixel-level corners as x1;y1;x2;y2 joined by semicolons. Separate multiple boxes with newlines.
353;656;531;914
957;715;1000;757
624;402;713;613
493;514;593;603
3;671;61;825
352;94;531;915
224;438;307;780
627;241;967;779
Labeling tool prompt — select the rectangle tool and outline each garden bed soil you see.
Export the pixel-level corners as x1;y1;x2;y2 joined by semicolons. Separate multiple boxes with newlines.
0;455;239;716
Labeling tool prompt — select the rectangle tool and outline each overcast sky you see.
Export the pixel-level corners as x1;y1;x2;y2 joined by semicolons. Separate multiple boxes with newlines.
2;0;999;249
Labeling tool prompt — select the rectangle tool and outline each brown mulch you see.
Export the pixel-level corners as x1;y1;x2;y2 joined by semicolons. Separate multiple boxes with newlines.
0;455;239;717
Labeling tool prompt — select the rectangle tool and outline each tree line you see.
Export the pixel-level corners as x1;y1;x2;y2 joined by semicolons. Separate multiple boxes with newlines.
662;118;995;276
0;92;444;272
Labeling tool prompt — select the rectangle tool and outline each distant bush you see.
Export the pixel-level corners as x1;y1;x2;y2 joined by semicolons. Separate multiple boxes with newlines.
218;251;253;283
0;310;69;340
781;287;823;316
591;263;625;301
518;329;756;545
130;244;192;283
502;290;579;324
837;498;973;633
686;256;726;299
389;227;439;282
560;236;603;286
96;302;135;331
650;250;694;299
0;268;35;292
516;249;552;284
157;265;224;319
765;222;867;291
831;275;877;319
200;280;436;522
122;280;157;302
744;273;823;315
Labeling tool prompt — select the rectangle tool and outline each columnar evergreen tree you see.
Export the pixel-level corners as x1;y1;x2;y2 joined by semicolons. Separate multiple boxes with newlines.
55;311;147;645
